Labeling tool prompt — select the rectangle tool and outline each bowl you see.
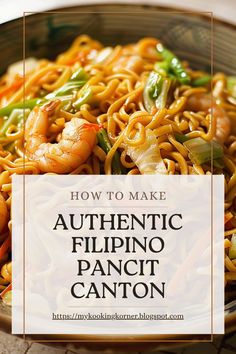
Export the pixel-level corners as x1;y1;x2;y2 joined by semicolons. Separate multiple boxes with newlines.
0;2;236;351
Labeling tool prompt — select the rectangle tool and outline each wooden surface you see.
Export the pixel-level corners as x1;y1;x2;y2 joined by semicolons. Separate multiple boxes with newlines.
0;332;236;354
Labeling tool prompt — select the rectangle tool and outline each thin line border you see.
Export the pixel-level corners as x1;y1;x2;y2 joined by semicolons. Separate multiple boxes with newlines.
21;9;215;344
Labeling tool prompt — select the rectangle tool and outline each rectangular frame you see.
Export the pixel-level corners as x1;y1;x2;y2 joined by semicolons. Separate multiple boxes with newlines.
20;9;215;344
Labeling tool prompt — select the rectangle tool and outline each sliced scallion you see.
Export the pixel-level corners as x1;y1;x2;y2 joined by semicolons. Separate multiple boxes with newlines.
156;43;190;85
46;68;88;99
0;108;30;135
192;75;211;87
73;87;93;109
143;71;163;112
183;137;223;165
97;128;125;175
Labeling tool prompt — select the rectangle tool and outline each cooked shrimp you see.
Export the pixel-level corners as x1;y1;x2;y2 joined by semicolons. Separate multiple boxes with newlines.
186;93;231;143
0;192;8;233
25;101;98;173
124;56;144;74
113;55;144;75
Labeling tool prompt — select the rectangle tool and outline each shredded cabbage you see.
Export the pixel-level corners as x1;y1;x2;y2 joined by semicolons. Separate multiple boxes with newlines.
127;129;167;174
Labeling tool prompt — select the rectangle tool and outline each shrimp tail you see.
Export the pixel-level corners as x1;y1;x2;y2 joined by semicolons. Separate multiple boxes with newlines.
41;99;61;113
83;123;100;131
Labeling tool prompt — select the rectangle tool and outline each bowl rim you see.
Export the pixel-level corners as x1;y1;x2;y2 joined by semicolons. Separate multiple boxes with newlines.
1;2;236;31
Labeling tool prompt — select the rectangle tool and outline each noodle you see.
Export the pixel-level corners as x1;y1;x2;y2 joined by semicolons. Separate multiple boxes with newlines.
0;35;235;305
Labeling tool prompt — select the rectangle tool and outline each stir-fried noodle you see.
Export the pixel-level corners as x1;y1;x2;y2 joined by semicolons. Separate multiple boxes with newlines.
0;35;235;305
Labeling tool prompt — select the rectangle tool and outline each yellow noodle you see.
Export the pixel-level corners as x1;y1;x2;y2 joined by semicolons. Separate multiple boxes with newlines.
169;152;188;175
92;155;100;175
43;67;72;91
70;163;93;175
225;229;236;237
0;34;235;297
80;104;98;123
225;239;231;248
105;131;124;175
93;145;106;162
8;64;69;104
128;168;140;175
168;134;188;158
164;158;176;174
225;256;236;272
120;150;136;169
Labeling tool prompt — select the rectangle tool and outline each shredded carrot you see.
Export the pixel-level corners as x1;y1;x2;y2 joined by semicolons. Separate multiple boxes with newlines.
0;236;11;259
0;283;11;298
0;78;23;99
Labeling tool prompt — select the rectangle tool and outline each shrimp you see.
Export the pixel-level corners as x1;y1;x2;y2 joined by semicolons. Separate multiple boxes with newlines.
113;55;144;75
0;192;8;233
25;101;98;173
186;93;231;144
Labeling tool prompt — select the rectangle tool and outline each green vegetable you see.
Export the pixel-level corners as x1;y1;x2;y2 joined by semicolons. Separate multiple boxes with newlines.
97;128;111;154
144;44;191;111
46;81;86;98
46;68;88;99
147;72;163;99
97;128;125;175
0;70;85;118
0;98;42;117
192;75;211;87
183;137;223;165
73;87;93;109
0;109;30;135
155;78;171;109
154;61;169;76
143;71;163;112
0;68;89;120
227;76;236;98
229;234;236;259
156;43;190;85
175;133;191;143
70;68;88;82
143;71;171;112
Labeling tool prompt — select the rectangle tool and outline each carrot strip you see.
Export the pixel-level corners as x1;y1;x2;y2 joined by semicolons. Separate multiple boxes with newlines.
0;283;11;298
0;79;23;99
